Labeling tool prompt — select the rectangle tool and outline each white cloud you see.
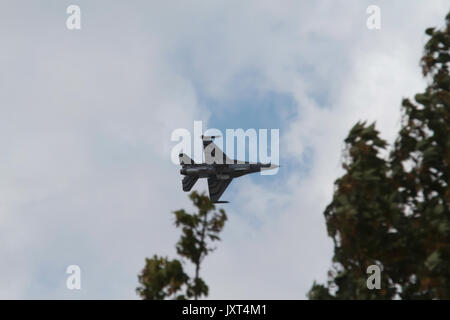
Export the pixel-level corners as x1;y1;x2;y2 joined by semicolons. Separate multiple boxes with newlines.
0;0;447;299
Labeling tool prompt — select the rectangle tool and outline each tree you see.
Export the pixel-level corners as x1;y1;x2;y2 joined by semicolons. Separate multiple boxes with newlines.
137;191;227;300
309;122;403;299
309;11;450;299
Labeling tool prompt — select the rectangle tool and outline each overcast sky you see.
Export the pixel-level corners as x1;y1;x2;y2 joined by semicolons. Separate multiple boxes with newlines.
0;1;448;299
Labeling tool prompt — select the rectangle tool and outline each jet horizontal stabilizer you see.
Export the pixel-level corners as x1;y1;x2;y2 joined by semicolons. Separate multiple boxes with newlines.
182;175;198;191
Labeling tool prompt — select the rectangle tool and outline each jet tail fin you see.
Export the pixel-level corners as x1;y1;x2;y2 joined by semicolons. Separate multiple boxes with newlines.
179;153;195;165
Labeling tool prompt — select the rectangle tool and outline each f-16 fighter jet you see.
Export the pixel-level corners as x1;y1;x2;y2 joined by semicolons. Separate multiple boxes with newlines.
179;135;278;203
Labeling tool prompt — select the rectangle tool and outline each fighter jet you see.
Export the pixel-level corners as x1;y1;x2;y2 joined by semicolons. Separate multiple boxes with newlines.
179;135;278;203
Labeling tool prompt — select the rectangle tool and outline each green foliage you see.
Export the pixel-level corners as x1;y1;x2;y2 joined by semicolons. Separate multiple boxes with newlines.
173;192;227;299
174;192;227;269
310;11;450;299
136;191;227;300
136;256;189;300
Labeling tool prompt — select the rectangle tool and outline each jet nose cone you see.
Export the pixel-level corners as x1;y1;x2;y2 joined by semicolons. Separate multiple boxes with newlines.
261;163;279;171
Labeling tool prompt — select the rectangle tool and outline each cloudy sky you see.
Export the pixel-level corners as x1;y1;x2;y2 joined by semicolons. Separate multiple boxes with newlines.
0;1;448;299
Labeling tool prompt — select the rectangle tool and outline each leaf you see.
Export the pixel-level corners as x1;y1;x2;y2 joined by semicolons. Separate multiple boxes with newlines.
425;27;435;36
424;251;441;271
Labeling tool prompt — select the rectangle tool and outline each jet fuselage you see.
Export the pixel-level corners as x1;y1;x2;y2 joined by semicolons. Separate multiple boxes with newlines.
180;162;269;179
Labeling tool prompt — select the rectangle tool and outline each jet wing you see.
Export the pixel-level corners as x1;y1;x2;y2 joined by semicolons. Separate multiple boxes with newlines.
202;137;234;164
207;177;232;203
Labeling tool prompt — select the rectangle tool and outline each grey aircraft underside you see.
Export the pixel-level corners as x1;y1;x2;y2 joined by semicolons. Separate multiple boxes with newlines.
179;135;278;203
